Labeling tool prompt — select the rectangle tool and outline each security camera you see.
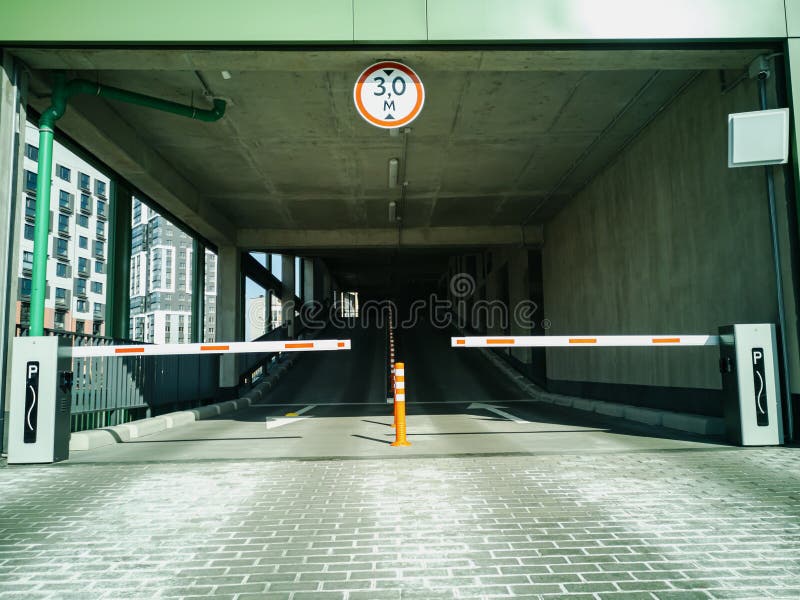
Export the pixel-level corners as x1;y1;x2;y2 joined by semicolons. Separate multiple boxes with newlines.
749;56;771;81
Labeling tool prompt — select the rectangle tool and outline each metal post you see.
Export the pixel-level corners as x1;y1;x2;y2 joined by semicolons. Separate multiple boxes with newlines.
105;181;132;339
28;73;226;336
759;77;795;440
191;239;206;343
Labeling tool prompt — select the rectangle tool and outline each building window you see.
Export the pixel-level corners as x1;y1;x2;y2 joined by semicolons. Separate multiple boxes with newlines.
55;287;67;302
97;200;106;218
91;281;103;294
55;164;71;182
96;221;105;238
93;302;104;318
19;302;30;324
76;299;88;312
94;260;105;274
24;224;34;241
92;321;103;336
54;310;66;330
58;190;73;212
80;193;92;213
94;240;104;258
75;279;87;296
19;277;32;297
22;251;33;272
25;143;38;162
24;196;36;220
78;257;89;276
77;214;88;228
55;238;68;259
24;170;37;193
55;262;68;278
95;180;107;198
57;213;70;235
78;172;90;191
75;320;85;334
79;236;88;249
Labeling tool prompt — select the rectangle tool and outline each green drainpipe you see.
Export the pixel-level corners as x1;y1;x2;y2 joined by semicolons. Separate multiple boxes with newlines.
29;76;226;336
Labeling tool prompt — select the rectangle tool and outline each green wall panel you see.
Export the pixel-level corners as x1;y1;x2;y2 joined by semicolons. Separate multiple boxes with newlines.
788;0;800;38
2;0;791;44
427;0;788;41
354;0;427;41
0;0;354;43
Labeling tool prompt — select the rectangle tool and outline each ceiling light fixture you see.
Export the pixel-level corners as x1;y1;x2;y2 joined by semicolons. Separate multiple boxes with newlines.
388;158;399;189
221;70;232;80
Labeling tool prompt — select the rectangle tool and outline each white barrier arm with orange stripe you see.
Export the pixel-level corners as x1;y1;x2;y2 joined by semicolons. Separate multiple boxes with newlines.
71;339;352;358
452;335;720;348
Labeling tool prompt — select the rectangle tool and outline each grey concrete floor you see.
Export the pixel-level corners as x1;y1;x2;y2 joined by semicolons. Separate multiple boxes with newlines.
65;323;724;463
3;324;799;599
2;449;799;599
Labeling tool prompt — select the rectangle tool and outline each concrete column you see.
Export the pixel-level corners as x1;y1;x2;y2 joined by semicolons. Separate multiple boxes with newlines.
105;181;132;339
303;258;314;306
0;52;26;452
216;245;242;389
322;269;332;304
782;39;800;436
190;239;205;343
281;254;295;338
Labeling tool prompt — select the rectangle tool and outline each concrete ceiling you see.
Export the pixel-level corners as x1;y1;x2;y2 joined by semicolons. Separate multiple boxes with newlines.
15;48;768;251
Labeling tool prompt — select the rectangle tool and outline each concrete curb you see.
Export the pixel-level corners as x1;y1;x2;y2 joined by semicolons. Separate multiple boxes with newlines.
69;381;265;452
476;343;726;438
68;330;320;452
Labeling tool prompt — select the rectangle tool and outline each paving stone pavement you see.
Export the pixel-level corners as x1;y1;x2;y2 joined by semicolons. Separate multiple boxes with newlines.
1;447;799;600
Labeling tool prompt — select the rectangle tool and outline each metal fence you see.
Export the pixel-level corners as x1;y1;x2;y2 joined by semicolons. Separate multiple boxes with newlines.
239;324;293;386
238;323;322;387
16;327;220;432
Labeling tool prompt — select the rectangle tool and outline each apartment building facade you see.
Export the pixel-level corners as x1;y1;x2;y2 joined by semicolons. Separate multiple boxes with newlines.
17;122;109;335
129;198;217;344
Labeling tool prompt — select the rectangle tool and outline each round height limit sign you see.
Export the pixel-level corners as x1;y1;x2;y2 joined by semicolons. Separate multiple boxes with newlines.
354;61;425;129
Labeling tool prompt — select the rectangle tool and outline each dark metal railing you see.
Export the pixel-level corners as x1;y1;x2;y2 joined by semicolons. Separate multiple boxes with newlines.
16;326;219;432
238;324;291;387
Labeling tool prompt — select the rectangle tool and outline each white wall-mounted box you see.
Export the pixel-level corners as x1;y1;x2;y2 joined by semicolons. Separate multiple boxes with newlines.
728;108;790;168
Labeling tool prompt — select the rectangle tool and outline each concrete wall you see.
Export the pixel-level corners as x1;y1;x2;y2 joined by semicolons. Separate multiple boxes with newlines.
0;52;26;452
542;71;799;413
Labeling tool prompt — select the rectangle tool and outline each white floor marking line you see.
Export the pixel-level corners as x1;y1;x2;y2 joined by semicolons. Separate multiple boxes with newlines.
467;402;528;424
266;405;317;429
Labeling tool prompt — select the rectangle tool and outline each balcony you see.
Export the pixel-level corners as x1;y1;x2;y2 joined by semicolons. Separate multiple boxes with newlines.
74;285;88;299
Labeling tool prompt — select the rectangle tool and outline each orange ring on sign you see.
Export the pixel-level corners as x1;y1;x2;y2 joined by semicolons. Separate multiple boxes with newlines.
354;61;425;129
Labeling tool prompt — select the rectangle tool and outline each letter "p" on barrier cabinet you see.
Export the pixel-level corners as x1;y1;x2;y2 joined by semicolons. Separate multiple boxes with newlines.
8;337;72;464
719;324;783;446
